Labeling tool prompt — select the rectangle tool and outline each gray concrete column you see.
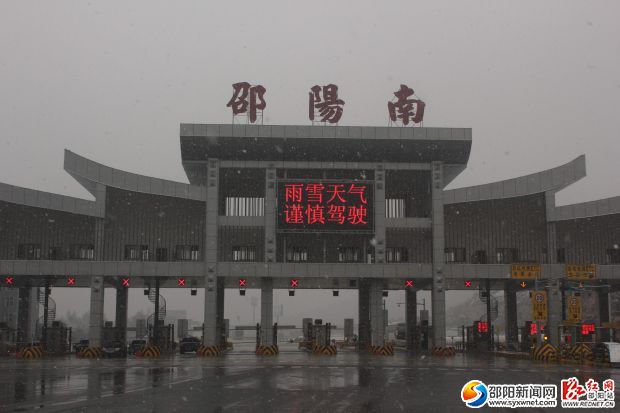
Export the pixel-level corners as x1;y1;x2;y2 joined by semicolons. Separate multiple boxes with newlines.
115;286;128;345
216;278;225;346
17;286;32;345
88;276;104;347
27;288;38;341
260;277;274;346
369;279;385;346
203;159;219;347
598;289;611;342
358;278;371;349
546;278;563;347
431;161;446;347
264;167;276;263
504;282;519;350
374;166;386;264
405;287;417;350
203;286;218;346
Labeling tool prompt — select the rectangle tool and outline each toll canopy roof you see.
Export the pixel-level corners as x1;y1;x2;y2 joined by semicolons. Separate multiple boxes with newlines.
180;124;472;185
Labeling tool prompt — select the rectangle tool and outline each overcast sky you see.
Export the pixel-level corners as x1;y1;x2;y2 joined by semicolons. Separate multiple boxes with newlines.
1;1;619;324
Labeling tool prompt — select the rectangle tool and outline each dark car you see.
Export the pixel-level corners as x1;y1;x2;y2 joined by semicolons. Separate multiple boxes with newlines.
179;336;200;354
102;341;126;358
74;339;89;354
128;339;146;355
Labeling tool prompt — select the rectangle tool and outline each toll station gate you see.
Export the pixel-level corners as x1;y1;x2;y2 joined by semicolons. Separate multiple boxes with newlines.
1;124;619;357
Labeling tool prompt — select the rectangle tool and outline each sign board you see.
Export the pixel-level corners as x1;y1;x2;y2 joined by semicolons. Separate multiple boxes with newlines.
512;264;541;279
565;264;596;280
531;291;548;321
566;296;581;324
277;181;373;231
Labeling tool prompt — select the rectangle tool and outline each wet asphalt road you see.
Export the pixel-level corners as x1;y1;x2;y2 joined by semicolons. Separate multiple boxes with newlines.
1;343;619;412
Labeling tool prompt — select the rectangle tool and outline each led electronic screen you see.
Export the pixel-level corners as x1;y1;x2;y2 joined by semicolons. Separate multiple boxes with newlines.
277;181;373;231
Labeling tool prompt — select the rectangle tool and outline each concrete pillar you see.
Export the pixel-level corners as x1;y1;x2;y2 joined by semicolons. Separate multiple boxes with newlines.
17;286;32;345
203;284;217;346
41;282;50;350
264;167;277;264
598;289;611;342
216;278;225;346
27;288;38;341
374;166;386;264
369;279;385;346
406;287;417;350
88;276;105;347
153;279;160;344
260;277;274;346
431;161;446;347
358;278;371;349
504;282;518;350
115;286;128;345
546;278;563;347
203;158;219;347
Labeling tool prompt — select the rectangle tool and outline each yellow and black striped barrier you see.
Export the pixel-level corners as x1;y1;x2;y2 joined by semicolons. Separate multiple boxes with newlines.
78;347;103;359
19;345;44;359
561;344;593;364
431;346;456;357
312;344;337;355
371;344;394;356
139;344;161;358
532;343;557;361
255;345;279;356
196;345;221;357
574;344;593;361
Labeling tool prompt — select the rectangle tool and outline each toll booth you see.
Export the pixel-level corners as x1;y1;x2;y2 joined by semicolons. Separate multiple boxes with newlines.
580;323;596;344
0;322;16;355
102;321;125;348
520;321;534;352
151;320;175;352
255;322;278;348
304;319;332;349
466;321;490;351
419;320;429;351
46;321;71;354
343;319;355;346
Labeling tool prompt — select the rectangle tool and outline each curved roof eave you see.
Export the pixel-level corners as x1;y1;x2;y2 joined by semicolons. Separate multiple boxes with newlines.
0;181;103;217
63;150;206;201
443;155;586;204
553;195;620;221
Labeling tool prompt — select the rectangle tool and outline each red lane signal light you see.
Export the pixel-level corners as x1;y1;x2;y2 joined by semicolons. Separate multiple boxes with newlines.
477;321;489;333
67;277;76;286
464;280;472;288
405;280;414;288
290;279;299;288
121;278;130;287
239;279;247;287
177;278;186;286
530;324;545;335
581;323;595;335
4;277;14;285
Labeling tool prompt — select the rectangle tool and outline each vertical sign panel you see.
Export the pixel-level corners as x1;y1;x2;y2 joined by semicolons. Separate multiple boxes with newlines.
531;291;548;321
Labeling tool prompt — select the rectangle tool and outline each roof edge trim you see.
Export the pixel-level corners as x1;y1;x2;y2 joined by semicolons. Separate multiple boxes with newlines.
63;150;206;201
0;181;104;217
443;155;586;204
553;195;620;221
